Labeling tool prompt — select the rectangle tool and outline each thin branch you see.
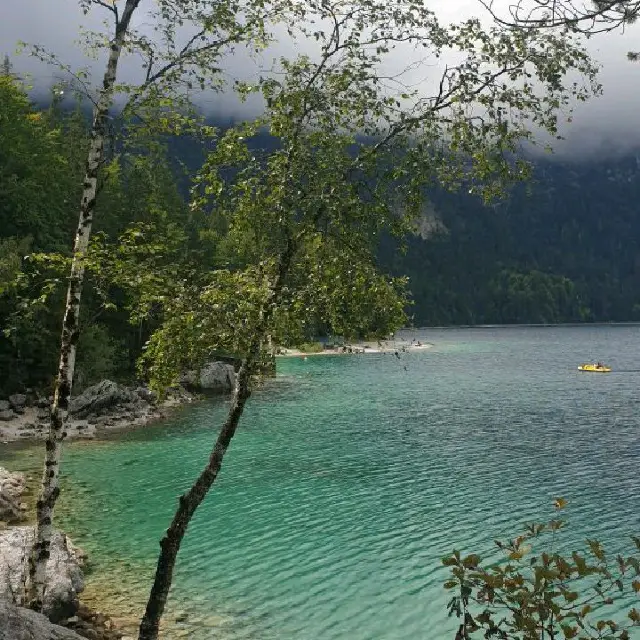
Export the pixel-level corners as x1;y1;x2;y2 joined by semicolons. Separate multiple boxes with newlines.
477;0;640;35
92;0;118;17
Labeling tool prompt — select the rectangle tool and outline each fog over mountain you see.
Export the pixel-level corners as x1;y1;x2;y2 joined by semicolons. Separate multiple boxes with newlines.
2;0;640;158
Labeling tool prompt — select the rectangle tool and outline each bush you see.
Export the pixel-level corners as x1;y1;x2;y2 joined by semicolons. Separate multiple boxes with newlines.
297;341;324;353
444;499;640;639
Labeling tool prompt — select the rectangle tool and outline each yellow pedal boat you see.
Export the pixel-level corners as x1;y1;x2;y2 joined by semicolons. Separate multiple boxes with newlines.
578;363;611;373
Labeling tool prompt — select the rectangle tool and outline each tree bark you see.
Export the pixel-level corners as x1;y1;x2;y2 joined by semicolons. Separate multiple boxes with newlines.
137;361;253;640
26;0;141;612
138;241;296;640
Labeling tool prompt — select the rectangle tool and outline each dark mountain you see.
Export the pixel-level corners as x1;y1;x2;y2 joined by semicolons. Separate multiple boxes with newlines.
380;155;640;326
25;97;640;327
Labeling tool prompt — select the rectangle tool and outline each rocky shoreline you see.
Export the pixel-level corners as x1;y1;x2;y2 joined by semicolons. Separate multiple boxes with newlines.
0;364;242;639
0;599;86;640
0;359;242;446
0;465;125;640
0;380;201;445
0;379;200;639
0;466;28;524
0;463;131;640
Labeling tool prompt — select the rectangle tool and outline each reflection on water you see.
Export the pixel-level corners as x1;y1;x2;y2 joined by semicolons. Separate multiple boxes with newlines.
2;326;640;639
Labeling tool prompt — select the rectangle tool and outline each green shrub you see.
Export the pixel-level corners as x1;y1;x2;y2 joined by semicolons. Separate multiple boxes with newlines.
444;499;640;639
297;341;324;353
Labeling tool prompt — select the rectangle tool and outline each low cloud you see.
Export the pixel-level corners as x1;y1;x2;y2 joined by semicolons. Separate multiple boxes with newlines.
3;0;640;157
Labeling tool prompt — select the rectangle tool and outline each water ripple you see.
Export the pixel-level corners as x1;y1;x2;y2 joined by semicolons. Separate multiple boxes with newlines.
4;326;638;639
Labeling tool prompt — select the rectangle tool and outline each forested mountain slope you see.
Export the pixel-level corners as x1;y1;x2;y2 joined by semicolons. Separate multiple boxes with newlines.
381;156;640;325
2;78;639;395
167;122;640;326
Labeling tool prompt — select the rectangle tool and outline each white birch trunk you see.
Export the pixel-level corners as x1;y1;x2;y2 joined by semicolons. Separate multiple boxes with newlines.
138;240;297;640
26;0;141;612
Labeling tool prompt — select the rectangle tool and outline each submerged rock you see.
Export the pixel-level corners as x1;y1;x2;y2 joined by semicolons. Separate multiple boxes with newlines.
0;467;27;523
69;381;147;420
61;604;124;640
0;527;85;622
0;600;85;640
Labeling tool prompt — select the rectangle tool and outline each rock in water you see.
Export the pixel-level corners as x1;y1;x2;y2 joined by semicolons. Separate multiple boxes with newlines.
69;380;146;420
0;600;85;640
0;527;85;622
0;468;27;523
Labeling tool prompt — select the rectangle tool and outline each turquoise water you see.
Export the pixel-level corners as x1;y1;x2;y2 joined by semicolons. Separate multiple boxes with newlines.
2;326;640;638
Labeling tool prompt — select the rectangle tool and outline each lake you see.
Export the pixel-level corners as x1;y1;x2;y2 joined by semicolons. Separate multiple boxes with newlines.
2;326;639;639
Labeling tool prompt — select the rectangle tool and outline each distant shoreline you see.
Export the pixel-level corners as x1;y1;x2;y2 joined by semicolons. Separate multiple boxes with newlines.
409;322;640;330
276;340;433;357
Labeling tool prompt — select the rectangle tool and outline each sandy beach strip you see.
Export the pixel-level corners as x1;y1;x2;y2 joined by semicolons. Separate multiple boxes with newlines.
276;340;433;357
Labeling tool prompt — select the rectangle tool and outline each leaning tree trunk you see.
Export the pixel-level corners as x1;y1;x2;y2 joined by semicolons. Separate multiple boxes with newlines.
138;241;296;640
26;0;141;612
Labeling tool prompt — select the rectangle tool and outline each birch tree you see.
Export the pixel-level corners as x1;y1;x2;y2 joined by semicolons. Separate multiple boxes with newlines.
88;2;601;637
478;0;639;32
477;0;640;58
24;0;290;613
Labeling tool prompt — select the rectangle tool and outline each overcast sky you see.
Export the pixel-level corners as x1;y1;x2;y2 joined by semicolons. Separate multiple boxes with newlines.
2;0;640;158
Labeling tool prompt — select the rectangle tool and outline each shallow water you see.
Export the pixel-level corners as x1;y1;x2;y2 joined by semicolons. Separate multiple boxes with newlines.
2;326;640;639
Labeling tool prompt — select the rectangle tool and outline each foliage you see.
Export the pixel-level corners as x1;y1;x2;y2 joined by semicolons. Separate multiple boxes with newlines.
0;76;195;396
0;0;618;398
476;0;640;60
486;270;586;325
0;75;79;252
444;501;640;639
116;0;603;390
0;237;32;296
478;0;640;35
0;76;84;396
297;342;324;353
5;99;640;396
74;324;128;392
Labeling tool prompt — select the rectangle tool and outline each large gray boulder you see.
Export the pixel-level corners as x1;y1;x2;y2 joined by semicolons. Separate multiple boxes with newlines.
134;386;157;404
199;362;236;392
0;600;85;640
181;361;236;393
69;380;146;419
0;467;27;523
0;527;85;622
8;395;27;414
